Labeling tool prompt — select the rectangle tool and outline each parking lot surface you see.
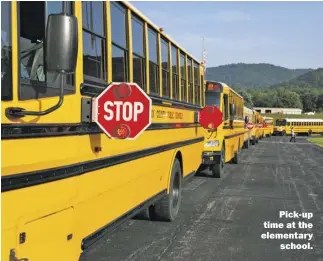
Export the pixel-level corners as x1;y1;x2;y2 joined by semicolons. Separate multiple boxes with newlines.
82;136;323;261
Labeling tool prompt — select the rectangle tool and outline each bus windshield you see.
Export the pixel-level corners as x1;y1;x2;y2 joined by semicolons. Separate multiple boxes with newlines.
276;119;286;126
205;92;220;107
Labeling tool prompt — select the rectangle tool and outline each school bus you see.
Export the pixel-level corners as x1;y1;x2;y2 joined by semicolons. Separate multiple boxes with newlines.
254;111;264;140
262;116;274;137
1;2;205;261
201;81;244;178
258;113;265;139
274;119;287;136
243;106;255;147
284;118;323;136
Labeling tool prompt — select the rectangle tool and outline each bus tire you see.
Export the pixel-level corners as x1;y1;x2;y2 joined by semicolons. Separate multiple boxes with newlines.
251;139;255;145
231;151;238;164
308;130;312;136
211;146;225;178
154;158;182;221
134;206;154;220
245;139;249;149
256;138;259;144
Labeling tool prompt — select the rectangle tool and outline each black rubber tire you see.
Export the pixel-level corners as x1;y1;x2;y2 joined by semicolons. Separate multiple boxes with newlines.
251;139;256;145
256;138;259;144
244;139;249;149
134;206;154;220
154;159;182;221
231;151;238;164
211;146;225;178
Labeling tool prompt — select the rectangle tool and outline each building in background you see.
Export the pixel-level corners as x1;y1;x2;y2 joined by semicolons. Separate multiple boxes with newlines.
253;107;302;115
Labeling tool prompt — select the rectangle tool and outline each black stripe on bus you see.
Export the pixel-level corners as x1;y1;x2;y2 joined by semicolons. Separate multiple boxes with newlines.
224;132;246;139
1;137;204;192
1;123;200;140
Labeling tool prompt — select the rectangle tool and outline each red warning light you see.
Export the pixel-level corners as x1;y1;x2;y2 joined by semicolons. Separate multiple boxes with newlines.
114;124;131;139
114;83;132;99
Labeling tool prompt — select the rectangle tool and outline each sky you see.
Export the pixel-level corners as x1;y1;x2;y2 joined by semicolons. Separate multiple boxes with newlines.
131;1;323;69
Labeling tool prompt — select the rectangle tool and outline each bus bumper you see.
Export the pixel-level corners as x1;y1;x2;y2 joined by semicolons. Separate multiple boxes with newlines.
202;151;221;165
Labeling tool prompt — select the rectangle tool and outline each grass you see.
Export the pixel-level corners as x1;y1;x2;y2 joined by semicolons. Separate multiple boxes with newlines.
308;137;323;147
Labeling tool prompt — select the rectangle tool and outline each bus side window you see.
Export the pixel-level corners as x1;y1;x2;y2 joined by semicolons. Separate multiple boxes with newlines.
223;94;229;121
19;1;74;100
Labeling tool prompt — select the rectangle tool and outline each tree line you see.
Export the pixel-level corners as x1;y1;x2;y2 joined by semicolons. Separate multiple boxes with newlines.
237;87;323;112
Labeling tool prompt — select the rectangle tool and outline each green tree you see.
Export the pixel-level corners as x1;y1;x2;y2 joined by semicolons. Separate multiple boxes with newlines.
317;93;323;112
276;90;302;108
237;89;254;108
301;92;317;112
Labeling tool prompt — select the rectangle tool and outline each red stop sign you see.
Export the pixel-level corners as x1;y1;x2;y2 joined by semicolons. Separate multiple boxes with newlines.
199;105;223;129
93;82;152;140
247;122;254;130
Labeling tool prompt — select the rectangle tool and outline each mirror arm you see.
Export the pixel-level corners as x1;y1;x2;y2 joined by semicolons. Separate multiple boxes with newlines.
6;74;65;119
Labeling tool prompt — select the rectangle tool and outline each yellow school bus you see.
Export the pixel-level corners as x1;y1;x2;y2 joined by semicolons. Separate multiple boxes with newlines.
254;111;264;140
243;106;255;147
285;118;323;136
201;81;244;178
263;116;274;137
1;2;205;261
273;118;287;136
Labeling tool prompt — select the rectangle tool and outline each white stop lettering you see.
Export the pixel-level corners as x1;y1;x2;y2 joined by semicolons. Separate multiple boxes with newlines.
104;101;144;122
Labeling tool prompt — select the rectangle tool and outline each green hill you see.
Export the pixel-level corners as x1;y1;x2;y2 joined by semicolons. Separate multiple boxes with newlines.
237;68;323;112
206;63;312;89
269;68;323;90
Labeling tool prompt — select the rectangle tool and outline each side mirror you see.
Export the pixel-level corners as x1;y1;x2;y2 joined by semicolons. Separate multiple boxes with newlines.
46;13;78;73
244;116;249;124
229;103;236;116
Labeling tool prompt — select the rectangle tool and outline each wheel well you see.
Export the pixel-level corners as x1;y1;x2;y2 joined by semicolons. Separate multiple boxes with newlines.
175;151;183;177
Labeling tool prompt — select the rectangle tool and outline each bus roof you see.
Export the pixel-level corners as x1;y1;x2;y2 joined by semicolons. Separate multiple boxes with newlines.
206;81;243;99
124;1;203;65
284;118;323;122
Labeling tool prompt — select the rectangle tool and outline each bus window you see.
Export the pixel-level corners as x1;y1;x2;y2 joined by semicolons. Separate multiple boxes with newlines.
1;1;12;101
161;37;170;98
171;45;179;100
276;119;286;126
180;52;186;102
287;122;290;126
111;2;128;82
194;62;200;105
223;94;229;120
132;14;145;89
205;92;220;107
19;1;74;100
148;27;159;95
187;57;193;103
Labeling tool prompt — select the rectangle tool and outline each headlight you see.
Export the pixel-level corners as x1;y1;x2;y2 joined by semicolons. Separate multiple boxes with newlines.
205;140;220;147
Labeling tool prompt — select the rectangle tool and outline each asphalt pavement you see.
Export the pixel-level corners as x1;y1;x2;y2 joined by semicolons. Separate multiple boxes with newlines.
81;136;323;261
